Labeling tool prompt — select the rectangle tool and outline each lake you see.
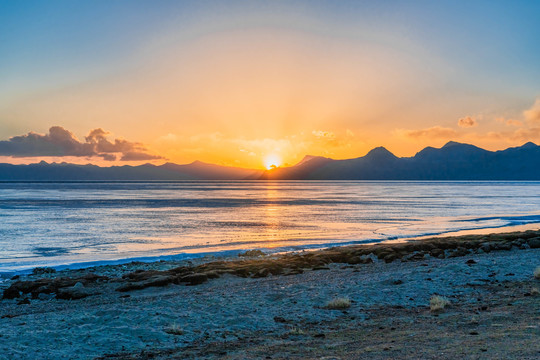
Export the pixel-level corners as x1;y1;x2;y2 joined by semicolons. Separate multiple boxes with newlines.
1;181;540;272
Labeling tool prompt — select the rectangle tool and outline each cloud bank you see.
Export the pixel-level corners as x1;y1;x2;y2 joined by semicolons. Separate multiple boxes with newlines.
0;126;162;161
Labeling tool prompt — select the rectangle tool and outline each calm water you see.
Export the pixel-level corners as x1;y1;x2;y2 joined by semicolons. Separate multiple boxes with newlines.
1;181;540;272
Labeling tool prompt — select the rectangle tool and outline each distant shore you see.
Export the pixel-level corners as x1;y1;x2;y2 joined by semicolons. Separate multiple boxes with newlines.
1;229;539;359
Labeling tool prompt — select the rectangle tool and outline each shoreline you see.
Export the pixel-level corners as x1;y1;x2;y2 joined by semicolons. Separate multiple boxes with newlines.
1;228;539;359
2;221;540;277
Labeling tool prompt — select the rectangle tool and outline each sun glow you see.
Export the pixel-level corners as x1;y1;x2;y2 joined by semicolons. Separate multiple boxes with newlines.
264;154;282;170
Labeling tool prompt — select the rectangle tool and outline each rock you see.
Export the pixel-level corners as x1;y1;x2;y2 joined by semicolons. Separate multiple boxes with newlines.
57;286;94;300
180;273;208;286
252;268;270;278
466;259;477;265
17;298;30;305
2;286;22;299
38;292;55;300
32;267;56;275
528;238;540;249
238;249;266;257
430;248;445;258
383;253;399;263
480;243;492;253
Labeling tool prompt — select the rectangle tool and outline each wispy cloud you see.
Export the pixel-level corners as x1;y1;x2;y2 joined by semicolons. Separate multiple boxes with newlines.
0;126;163;161
524;98;540;124
398;126;458;139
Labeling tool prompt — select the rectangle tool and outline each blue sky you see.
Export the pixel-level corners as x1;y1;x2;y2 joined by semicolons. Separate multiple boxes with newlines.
1;1;540;166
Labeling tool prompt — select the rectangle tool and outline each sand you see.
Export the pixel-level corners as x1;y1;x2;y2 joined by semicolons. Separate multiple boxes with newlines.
0;231;539;359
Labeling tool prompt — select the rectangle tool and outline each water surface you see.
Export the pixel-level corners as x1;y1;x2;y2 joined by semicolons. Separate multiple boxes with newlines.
1;181;540;272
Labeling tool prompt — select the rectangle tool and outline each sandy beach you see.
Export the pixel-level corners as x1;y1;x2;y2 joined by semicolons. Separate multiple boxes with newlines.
1;230;539;359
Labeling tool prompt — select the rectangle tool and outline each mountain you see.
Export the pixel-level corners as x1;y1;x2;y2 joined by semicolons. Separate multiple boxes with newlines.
1;141;539;180
0;161;263;181
259;141;540;180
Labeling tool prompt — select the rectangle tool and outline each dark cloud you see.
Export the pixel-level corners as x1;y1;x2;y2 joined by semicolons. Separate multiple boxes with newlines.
0;126;163;161
458;116;477;128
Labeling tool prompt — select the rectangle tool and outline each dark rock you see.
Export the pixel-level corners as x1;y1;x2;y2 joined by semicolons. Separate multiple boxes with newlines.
252;268;270;278
57;285;94;300
480;243;491;253
204;271;220;279
273;316;287;323
180;273;208;286
17;298;30;305
2;286;22;299
528;238;540;248
312;266;330;271
383;253;399;263
430;248;445;258
466;259;477;265
32;267;56;275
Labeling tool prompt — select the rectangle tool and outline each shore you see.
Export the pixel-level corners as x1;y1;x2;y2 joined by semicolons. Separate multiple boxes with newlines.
1;230;539;359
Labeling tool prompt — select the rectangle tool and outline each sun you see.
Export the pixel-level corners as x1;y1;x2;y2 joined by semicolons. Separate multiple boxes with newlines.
264;154;282;170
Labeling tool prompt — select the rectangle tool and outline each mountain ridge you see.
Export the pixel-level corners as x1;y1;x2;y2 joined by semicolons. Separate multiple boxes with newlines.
1;141;539;180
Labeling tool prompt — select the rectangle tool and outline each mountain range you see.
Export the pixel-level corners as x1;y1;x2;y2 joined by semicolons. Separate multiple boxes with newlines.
1;141;540;180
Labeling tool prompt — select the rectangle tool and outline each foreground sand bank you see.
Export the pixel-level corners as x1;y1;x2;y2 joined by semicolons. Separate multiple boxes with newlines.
1;230;539;359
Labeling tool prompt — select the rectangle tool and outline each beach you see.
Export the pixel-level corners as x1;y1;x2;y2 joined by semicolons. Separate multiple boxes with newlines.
1;229;539;359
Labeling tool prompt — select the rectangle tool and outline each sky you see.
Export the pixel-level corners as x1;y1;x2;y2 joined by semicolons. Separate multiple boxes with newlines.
1;0;540;168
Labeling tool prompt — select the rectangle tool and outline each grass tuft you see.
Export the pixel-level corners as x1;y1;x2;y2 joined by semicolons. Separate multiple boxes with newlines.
164;324;184;336
430;295;450;312
288;327;305;335
324;297;351;310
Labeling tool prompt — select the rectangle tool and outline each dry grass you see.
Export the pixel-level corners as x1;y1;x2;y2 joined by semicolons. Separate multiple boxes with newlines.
534;266;540;279
288;327;306;335
324;297;351;310
430;295;450;312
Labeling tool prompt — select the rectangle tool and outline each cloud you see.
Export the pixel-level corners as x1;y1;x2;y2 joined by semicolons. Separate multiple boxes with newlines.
0;126;163;161
458;116;477;127
505;119;523;127
399;126;458;139
312;130;336;139
311;129;354;148
524;98;540;124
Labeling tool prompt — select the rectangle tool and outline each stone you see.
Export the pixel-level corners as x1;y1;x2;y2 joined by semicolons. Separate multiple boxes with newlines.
528;238;540;249
180;273;208;286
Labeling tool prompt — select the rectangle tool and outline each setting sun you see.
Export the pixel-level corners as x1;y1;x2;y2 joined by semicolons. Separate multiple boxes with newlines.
264;154;282;170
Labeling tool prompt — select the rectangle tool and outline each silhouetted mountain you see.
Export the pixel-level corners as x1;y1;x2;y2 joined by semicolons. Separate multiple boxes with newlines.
260;141;540;180
260;155;332;180
1;142;539;180
161;161;263;180
0;161;263;180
